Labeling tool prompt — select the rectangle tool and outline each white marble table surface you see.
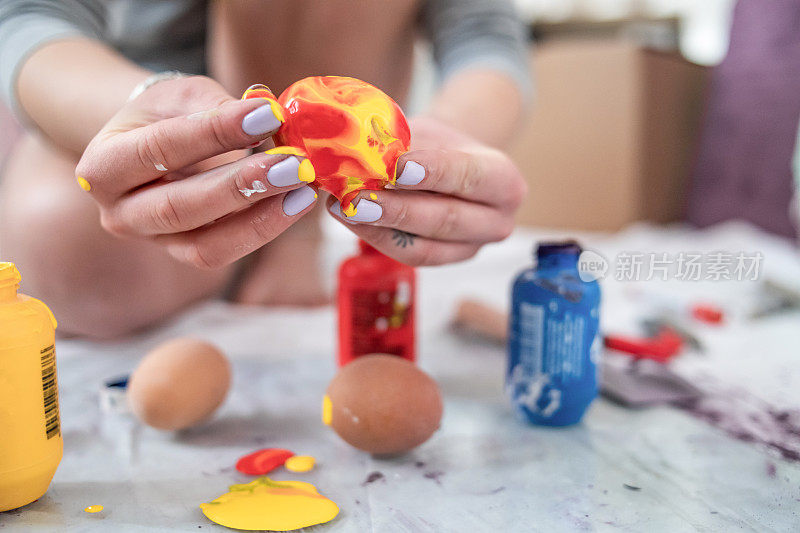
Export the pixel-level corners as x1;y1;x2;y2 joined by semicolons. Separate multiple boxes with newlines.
2;221;799;532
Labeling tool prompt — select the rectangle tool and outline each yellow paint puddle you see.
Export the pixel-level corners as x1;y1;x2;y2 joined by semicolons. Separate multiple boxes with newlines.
200;476;338;531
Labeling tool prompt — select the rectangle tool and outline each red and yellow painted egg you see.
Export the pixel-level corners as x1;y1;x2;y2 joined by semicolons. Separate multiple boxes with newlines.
243;77;411;216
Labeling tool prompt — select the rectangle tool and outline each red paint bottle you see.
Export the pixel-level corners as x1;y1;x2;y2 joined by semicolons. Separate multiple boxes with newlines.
337;241;415;366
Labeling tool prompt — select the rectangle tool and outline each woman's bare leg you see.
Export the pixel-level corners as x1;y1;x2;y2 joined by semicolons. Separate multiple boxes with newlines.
0;134;234;338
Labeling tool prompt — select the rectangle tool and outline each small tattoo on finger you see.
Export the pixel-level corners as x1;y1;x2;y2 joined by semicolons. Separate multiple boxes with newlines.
392;230;416;248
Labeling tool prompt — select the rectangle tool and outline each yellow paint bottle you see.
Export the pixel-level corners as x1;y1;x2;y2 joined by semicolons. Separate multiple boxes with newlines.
0;262;62;511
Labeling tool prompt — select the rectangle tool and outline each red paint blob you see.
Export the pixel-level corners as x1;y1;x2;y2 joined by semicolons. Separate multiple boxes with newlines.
235;448;294;476
290;101;352;139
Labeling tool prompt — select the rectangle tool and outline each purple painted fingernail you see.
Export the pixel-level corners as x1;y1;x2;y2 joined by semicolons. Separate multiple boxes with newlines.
267;157;302;187
396;161;425;186
330;199;382;223
283;186;317;216
242;104;281;136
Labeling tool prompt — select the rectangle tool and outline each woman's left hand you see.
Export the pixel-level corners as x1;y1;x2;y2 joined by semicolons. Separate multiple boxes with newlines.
326;115;527;265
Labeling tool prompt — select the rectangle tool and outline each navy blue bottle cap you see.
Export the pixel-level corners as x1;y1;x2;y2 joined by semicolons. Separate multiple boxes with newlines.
535;240;582;259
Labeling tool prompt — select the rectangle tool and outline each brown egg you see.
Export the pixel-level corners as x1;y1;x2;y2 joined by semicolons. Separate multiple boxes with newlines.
323;354;443;455
128;338;231;430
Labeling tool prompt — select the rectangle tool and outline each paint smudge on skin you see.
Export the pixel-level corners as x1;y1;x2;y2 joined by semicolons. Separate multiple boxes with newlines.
623;484;641;491
362;471;385;486
672;384;800;462
239;180;268;198
243;76;410;217
84;505;103;513
155;163;168;172
285;455;315;473
236;448;294;475
200;476;338;531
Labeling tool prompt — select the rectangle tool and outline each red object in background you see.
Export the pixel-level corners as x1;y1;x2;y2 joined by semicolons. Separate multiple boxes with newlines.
337;241;415;366
604;327;684;363
690;303;724;325
235;448;294;475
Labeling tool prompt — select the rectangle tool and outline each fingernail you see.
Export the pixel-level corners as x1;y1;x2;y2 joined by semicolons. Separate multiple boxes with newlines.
330;199;382;223
396;161;425;186
283;186;317;216
267;157;302;187
76;176;91;191
242;103;282;136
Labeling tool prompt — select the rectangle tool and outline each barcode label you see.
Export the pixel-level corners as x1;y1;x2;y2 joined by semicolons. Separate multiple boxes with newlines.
519;302;545;374
40;344;60;439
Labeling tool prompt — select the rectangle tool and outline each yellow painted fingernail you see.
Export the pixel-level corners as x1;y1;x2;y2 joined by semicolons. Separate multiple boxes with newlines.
298;159;315;183
369;193;378;200
285;455;315;473
77;177;91;191
322;395;332;425
84;505;103;513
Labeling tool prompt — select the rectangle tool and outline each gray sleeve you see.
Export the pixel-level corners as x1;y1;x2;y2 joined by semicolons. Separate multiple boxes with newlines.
0;0;105;123
421;0;533;101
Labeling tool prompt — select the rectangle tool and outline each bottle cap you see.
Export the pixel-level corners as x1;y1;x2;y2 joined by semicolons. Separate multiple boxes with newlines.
0;262;21;289
535;240;582;260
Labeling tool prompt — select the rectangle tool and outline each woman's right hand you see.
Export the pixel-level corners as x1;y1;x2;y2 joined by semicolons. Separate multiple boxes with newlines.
75;75;318;269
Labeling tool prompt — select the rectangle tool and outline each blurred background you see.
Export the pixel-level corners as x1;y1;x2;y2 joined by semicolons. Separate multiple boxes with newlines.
410;0;798;242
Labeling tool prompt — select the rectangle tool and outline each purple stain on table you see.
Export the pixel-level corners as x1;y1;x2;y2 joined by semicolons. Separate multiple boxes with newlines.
424;471;444;485
489;486;506;494
766;462;777;478
362;471;385;486
672;386;800;462
414;461;425;468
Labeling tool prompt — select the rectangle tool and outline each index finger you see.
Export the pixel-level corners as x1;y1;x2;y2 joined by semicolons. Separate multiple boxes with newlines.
393;148;526;209
77;96;285;201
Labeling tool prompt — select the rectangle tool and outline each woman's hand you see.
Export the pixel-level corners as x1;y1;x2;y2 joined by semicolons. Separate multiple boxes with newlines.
75;76;318;269
326;115;527;265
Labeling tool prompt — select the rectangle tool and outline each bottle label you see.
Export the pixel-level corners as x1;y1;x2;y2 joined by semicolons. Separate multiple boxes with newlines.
508;301;594;418
40;344;60;439
349;282;412;359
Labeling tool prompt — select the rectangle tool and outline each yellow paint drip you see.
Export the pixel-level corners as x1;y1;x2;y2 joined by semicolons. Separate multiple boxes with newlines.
285;455;315;473
264;146;307;157
267;99;285;123
76;177;91;192
298;159;315;183
342;203;358;217
371;115;399;145
84;505;103;513
200;477;338;531
322;395;333;425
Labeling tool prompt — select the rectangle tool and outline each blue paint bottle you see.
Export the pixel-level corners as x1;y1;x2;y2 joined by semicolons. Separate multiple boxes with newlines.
507;241;601;426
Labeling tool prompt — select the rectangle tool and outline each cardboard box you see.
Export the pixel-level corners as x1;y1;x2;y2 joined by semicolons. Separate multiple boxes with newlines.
509;39;708;231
